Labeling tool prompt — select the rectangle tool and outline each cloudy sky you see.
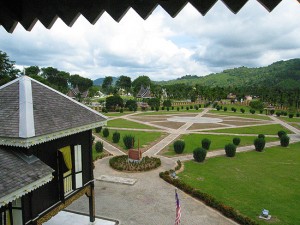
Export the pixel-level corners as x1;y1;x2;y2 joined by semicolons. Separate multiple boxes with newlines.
0;1;300;81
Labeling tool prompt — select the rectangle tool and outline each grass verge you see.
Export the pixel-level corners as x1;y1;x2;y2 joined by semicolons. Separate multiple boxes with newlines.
178;142;300;225
107;118;157;129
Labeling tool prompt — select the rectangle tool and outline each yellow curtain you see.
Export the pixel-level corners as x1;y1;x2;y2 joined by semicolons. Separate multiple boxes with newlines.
59;146;72;170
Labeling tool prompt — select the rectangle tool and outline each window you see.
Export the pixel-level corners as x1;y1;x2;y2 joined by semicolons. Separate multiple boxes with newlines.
58;145;83;197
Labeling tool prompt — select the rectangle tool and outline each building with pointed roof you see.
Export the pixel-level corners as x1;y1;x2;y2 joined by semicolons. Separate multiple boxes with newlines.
0;76;107;225
67;85;89;100
136;85;152;99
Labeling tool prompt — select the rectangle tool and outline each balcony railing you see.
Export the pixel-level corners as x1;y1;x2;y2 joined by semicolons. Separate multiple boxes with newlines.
63;170;73;196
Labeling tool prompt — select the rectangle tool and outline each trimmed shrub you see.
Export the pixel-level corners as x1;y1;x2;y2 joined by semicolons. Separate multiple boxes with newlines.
254;138;265;152
112;131;120;143
232;137;241;146
240;108;245;113
167;107;170;111
224;107;227;112
95;141;103;153
151;106;154;111
216;106;221;111
172;106;174;110
123;135;135;149
282;111;288;116
120;108;124;113
201;138;211;150
190;105;193;109
181;106;184;109
195;106;199;110
258;134;265;139
193;147;207;162
250;109;255;114
173;140;185;154
276;111;281;117
198;104;201;108
102;128;109;137
177;107;180;111
186;106;189;110
278;130;287;139
270;109;275;115
95;126;102;133
161;106;165;110
296;112;300;117
232;108;237;112
259;110;263;114
225;143;236;157
289;113;294;118
155;107;159;111
280;135;290;147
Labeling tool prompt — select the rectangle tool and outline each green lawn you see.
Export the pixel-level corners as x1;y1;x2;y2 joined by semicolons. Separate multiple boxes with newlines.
207;124;292;135
209;110;272;120
178;142;300;225
163;134;278;156
140;109;203;116
278;116;300;123
98;129;164;150
107;118;157;129
105;112;135;117
218;104;252;112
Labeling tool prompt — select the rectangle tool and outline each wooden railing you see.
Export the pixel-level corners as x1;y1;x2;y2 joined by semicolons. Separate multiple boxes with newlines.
63;171;73;196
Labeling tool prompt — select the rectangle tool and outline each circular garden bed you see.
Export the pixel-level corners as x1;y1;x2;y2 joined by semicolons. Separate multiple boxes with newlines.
109;155;161;172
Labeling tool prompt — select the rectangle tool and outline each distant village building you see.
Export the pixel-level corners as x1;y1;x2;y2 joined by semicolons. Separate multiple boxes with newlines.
136;85;152;98
161;88;168;100
67;85;89;99
0;76;107;225
227;93;237;103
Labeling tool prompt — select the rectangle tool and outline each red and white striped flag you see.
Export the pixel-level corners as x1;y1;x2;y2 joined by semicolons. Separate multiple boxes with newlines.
175;190;181;225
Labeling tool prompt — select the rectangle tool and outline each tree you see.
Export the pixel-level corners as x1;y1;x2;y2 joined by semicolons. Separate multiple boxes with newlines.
116;75;131;94
69;74;93;92
102;76;113;94
0;50;20;85
105;95;124;111
88;86;100;97
25;66;40;76
132;75;151;96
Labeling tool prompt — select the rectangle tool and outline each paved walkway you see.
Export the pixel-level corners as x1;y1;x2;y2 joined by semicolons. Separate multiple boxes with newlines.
76;109;300;225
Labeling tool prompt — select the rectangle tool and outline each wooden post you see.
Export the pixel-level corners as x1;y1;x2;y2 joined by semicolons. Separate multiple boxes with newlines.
89;182;95;222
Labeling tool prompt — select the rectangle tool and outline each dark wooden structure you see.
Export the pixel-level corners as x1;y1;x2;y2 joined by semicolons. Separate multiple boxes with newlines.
0;0;288;33
0;76;107;225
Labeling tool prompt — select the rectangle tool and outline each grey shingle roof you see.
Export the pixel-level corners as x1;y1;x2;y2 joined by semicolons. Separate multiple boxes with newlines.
0;147;53;203
0;76;107;144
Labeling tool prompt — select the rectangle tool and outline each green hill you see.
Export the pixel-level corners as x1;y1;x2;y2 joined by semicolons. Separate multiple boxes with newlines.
158;58;300;89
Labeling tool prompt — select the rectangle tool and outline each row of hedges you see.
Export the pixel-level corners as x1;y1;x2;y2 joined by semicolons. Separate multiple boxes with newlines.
159;171;259;225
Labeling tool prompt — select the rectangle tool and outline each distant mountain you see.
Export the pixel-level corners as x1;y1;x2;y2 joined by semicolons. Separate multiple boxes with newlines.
93;76;118;86
158;58;300;89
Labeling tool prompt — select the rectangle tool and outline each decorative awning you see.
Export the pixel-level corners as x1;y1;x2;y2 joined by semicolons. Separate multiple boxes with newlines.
0;0;293;33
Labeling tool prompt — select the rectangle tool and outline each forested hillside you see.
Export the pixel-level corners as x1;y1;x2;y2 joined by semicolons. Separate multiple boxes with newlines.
159;59;300;89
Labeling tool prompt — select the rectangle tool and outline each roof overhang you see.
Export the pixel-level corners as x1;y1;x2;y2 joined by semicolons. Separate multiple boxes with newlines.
0;173;53;207
0;0;293;33
0;120;107;148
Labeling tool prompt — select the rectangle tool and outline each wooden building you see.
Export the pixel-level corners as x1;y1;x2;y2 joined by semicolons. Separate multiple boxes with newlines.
0;76;107;225
136;85;152;99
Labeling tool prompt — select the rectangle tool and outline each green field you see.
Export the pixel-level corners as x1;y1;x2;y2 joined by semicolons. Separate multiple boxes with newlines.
178;142;300;225
278;116;300;123
105;112;135;117
208;124;292;135
163;134;278;156
98;129;164;150
209;110;271;120
107;118;157;129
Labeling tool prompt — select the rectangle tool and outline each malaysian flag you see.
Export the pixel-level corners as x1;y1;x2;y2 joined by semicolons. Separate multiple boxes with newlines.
175;190;181;225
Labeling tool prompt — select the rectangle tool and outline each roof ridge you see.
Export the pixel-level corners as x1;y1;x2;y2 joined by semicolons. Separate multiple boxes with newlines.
27;76;108;120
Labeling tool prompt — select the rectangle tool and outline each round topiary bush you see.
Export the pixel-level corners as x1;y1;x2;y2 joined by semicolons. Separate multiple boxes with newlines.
109;155;161;172
95;126;102;133
173;140;185;154
216;106;221;111
195;106;199;110
232;137;241;146
190;105;193;109
177;107;180;111
186;106;189;110
232;108;237;112
193;147;207;162
276;112;281;117
155;107;159;111
296;112;300;117
240;108;245;113
280;135;290;147
254;138;265;152
172;106;174;110
112;131;120;143
225;143;236;157
278;130;287;139
102;128;109;137
201;138;211;150
258;134;265;139
151;106;154;111
224;107;227;112
120;108;124;113
95;141;103;153
167;107;170;111
161;106;165;110
250;109;255;114
123;135;135;149
289;113;294;118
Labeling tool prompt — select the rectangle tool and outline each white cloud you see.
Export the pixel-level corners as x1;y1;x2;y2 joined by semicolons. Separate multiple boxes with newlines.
0;1;300;81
